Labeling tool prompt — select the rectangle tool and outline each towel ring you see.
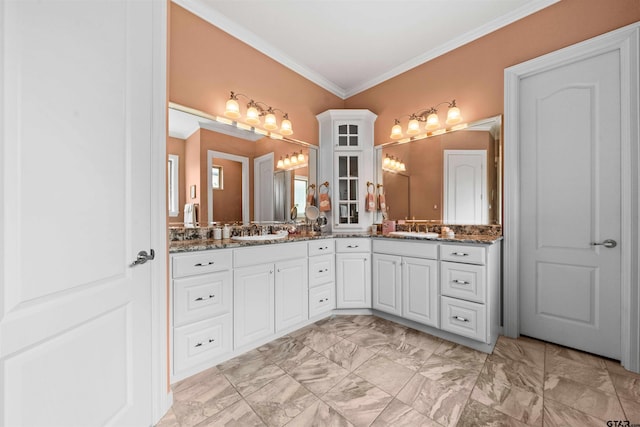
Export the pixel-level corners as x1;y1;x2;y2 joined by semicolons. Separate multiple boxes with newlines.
307;184;316;196
319;181;330;194
366;181;375;194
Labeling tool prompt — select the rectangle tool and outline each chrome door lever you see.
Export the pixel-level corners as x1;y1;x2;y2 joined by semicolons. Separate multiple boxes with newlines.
130;249;155;266
591;239;617;248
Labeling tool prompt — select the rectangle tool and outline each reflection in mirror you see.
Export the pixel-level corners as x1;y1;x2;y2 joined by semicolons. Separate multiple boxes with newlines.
167;103;317;226
377;115;502;225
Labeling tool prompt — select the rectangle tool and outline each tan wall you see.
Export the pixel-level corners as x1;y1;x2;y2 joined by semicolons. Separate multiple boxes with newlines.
344;0;640;145
212;158;243;223
169;3;345;146
167;136;187;224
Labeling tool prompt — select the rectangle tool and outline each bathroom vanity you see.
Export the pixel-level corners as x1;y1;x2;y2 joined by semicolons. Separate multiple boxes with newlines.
168;232;501;382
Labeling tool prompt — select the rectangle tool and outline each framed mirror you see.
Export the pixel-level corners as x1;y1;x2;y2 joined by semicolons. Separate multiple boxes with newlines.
167;103;317;226
376;115;502;225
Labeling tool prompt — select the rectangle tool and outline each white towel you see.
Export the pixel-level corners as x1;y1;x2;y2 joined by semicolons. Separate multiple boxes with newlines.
184;203;196;228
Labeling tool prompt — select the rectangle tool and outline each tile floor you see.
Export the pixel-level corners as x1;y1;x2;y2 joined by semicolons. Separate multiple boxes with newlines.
156;315;640;426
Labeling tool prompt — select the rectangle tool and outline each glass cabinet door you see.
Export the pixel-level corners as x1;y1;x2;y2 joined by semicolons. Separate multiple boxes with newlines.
337;123;359;147
336;153;360;225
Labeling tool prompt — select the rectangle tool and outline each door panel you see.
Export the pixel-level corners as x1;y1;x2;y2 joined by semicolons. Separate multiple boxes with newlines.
1;1;155;424
444;150;486;224
519;49;621;359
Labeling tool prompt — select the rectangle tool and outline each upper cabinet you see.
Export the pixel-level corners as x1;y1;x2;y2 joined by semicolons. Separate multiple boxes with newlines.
317;110;377;233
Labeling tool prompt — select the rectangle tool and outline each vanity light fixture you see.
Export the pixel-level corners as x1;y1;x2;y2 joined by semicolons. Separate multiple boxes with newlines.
224;91;294;136
390;100;463;140
382;154;406;173
277;150;308;171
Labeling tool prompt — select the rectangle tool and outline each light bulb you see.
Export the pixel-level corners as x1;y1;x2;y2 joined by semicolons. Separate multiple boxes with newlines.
280;118;293;135
383;155;391;166
277;157;284;169
224;98;241;119
425;113;440;131
264;113;278;130
390;123;403;139
446;105;462;125
245;106;260;125
297;152;304;163
390;157;397;168
400;162;406;171
407;118;420;135
291;153;298;164
283;155;290;167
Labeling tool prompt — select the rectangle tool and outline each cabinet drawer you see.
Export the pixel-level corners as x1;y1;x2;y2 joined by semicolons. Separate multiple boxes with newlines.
173;314;232;374
373;239;438;259
440;296;486;342
335;238;371;253
172;250;232;278
440;261;486;303
440;244;485;265
309;283;334;317
173;271;231;327
309;254;334;288
308;239;335;257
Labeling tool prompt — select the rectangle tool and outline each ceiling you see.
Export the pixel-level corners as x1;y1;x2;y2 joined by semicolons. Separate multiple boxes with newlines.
174;0;559;99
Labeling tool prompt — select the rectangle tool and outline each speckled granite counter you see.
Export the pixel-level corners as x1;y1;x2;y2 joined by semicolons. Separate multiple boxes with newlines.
169;231;502;253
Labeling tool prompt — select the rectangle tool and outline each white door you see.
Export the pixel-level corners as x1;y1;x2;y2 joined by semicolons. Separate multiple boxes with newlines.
275;258;308;332
518;47;622;359
443;150;487;224
0;1;161;425
254;153;274;222
402;257;439;327
234;264;275;348
372;254;402;316
336;254;371;308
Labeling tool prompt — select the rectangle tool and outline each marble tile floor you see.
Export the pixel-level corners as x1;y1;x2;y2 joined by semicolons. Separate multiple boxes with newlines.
157;315;640;427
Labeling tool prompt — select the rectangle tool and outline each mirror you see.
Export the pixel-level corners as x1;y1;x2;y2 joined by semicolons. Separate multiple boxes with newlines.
376;115;502;225
167;103;317;226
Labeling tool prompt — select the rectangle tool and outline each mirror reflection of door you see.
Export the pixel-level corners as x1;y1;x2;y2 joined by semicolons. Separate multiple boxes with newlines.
273;170;291;222
293;175;307;219
443;149;487;224
254;153;274;222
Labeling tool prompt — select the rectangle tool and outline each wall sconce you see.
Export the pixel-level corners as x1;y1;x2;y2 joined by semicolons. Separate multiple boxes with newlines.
390;100;462;140
277;151;307;171
382;155;406;173
224;91;293;136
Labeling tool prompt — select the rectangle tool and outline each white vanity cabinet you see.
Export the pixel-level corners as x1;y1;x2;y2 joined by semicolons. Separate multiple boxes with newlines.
317;109;377;233
335;238;372;308
233;242;308;349
439;242;501;344
372;239;439;327
170;249;233;380
308;239;336;317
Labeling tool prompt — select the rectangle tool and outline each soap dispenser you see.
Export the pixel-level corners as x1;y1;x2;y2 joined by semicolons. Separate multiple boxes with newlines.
222;224;230;239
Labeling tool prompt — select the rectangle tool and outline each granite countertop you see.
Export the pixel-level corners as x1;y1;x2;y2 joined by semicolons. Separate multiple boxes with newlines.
169;232;502;253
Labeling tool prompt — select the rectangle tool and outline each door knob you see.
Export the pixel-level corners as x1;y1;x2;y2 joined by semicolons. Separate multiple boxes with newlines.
130;249;155;266
591;239;617;248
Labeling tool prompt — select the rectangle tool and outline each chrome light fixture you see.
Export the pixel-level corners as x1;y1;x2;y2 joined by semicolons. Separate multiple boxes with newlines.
224;91;294;136
390;100;463;140
277;150;308;171
382;154;406;173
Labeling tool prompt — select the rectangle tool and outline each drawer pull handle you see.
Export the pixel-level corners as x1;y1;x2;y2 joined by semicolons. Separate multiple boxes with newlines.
195;261;215;267
319;246;328;250
194;342;203;347
319;298;329;303
453;280;470;285
347;245;359;248
452;315;469;322
452;252;469;257
209;338;215;343
194;294;215;301
194;338;216;348
318;268;329;273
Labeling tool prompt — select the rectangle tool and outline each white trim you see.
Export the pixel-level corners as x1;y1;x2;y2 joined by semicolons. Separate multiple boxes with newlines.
150;0;173;422
172;0;559;99
253;152;274;222
167;154;179;217
504;22;640;372
207;150;250;225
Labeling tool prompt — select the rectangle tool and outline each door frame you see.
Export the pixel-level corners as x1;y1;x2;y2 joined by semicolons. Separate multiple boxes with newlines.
504;23;640;371
254;152;274;222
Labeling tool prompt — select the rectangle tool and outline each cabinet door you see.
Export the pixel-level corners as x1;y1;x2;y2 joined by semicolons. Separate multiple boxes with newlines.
234;264;275;348
334;152;362;228
336;253;371;308
372;253;402;316
402;257;439;327
275;258;309;332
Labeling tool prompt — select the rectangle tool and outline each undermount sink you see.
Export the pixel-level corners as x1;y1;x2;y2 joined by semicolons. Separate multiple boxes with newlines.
388;231;440;239
231;231;289;241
